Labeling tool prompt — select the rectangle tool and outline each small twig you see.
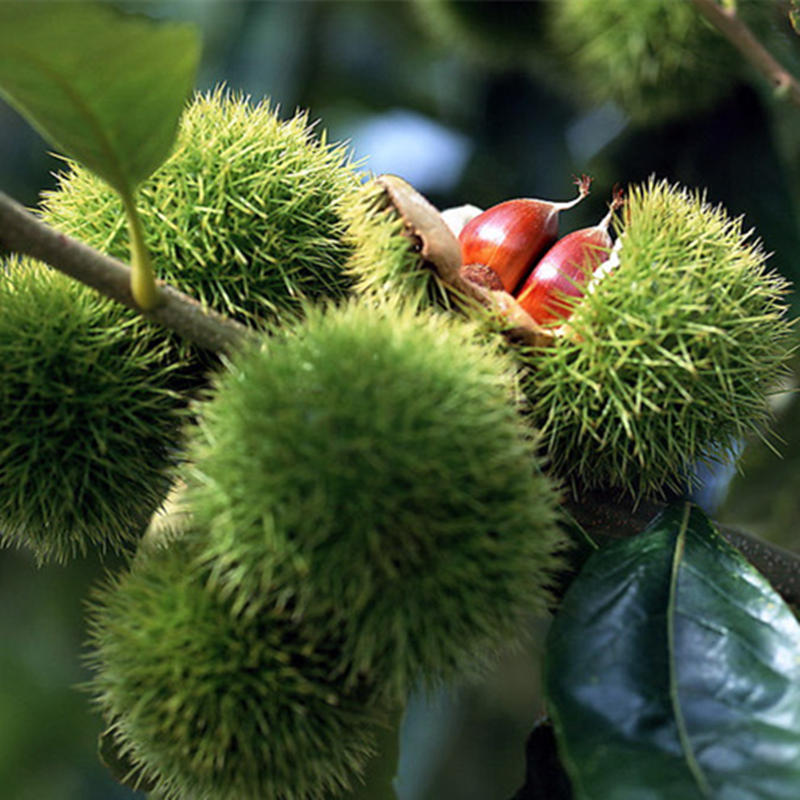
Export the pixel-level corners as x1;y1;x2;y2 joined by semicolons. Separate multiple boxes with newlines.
691;0;800;107
0;191;250;354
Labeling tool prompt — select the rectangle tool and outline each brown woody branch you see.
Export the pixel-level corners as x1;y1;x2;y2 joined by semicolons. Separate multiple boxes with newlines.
691;0;800;108
0;190;250;355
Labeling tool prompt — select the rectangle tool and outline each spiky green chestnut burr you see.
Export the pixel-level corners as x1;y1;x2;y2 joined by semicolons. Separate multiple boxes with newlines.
0;260;185;564
546;0;756;125
187;301;564;701
87;537;380;800
523;177;794;500
342;176;457;312
41;87;360;330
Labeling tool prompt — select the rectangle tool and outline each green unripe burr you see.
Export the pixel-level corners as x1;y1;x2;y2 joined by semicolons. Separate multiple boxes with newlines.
546;0;761;126
41;87;361;332
342;176;456;312
523;177;794;499
0;260;185;563
87;536;383;800
187;300;564;701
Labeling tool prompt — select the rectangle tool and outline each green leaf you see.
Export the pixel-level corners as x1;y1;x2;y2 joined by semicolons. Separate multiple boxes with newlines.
0;1;199;195
546;503;800;800
0;1;200;308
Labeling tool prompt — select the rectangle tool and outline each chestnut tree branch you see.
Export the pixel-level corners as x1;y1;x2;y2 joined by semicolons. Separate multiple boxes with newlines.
691;0;800;108
0;190;251;354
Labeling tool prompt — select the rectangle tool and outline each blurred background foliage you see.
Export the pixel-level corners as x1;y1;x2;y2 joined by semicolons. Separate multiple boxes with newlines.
1;1;799;798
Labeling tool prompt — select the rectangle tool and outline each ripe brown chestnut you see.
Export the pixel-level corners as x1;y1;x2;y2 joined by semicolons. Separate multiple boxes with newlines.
516;188;624;325
458;175;591;293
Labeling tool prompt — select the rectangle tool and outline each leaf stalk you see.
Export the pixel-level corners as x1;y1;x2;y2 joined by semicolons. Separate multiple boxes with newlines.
121;189;158;310
690;0;800;108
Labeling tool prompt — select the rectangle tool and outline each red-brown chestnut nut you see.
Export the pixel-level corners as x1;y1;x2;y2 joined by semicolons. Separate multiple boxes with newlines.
516;188;624;325
458;176;591;294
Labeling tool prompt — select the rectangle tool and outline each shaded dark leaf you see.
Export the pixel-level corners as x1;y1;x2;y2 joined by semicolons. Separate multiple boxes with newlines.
546;503;800;800
0;2;199;195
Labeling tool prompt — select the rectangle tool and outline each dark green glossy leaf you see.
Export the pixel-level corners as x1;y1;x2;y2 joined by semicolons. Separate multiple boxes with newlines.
546;503;800;800
0;2;199;195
